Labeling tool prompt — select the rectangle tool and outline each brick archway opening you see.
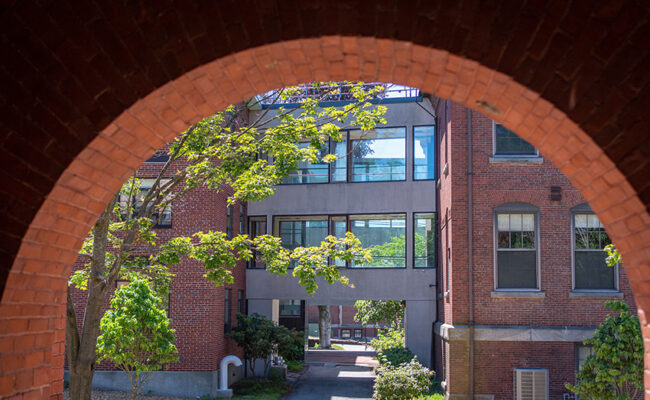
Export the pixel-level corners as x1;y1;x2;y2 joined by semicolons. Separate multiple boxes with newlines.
1;38;648;398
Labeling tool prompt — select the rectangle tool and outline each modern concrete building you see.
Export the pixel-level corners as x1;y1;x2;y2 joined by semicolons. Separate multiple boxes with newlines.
246;91;439;367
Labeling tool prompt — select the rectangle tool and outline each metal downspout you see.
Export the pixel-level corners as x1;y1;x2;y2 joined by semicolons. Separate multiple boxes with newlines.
467;109;475;400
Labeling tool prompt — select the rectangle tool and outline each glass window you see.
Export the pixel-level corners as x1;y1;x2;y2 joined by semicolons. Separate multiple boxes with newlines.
224;289;232;333
331;137;348;182
226;205;233;239
496;213;537;289
281;142;330;184
331;216;348;267
574;213;615;290
239;204;246;234
120;178;172;228
354;329;363;339
341;329;351;339
414;213;436;268
279;300;301;316
414;126;436;180
576;345;593;373
278;218;329;250
494;123;537;156
350;127;406;182
248;216;267;269
238;290;245;314
350;214;406;268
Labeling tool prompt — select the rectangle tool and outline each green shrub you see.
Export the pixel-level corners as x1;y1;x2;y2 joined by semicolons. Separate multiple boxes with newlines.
378;346;415;366
277;329;304;361
370;326;405;353
373;359;433;400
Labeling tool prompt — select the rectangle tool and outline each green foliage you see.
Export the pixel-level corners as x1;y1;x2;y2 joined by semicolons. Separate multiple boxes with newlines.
96;279;178;399
285;360;304;372
373;359;433;400
232;378;289;400
370;326;406;353
228;313;298;378
378;347;416;367
566;301;643;400
354;300;405;326
276;329;304;361
605;244;622;267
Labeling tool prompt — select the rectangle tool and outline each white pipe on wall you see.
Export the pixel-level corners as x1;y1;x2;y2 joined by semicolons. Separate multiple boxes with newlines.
220;355;243;390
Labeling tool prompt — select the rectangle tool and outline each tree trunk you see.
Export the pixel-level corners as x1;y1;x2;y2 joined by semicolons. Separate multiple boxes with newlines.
318;305;331;349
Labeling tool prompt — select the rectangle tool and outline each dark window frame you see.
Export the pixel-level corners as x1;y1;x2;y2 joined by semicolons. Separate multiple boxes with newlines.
224;288;232;333
226;205;233;239
492;121;539;157
493;203;540;291
247;216;267;269
571;205;618;291
412;124;437;181
413;212;437;269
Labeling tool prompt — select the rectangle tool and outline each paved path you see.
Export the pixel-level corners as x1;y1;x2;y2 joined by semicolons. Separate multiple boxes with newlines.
306;349;379;368
284;364;375;400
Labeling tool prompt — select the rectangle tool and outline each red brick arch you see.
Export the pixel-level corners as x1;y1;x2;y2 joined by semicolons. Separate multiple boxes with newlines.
1;2;649;399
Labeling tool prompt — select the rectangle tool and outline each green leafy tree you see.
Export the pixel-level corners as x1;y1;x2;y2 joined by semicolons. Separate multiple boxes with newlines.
566;301;643;400
373;359;433;400
228;313;294;378
66;82;384;400
96;279;178;400
354;300;405;327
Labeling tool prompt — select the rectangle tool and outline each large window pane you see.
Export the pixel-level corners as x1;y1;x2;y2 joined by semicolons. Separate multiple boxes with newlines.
350;128;406;182
350;214;406;268
331;138;348;182
574;213;616;290
495;124;537;156
414;126;436;180
414;213;436;268
497;251;537;288
496;212;537;289
279;219;329;250
279;300;301;316
248;216;267;269
332;216;347;267
282;142;330;184
575;252;615;290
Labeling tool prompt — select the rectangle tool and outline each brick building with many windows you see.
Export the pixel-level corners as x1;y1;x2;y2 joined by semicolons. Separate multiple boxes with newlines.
434;99;637;400
66;86;637;400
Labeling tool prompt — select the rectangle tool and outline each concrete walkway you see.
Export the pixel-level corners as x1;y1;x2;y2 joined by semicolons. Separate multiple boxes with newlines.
284;364;375;400
305;349;379;368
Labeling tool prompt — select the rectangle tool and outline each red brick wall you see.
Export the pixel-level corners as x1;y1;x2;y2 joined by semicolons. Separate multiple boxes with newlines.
69;155;246;372
436;100;639;398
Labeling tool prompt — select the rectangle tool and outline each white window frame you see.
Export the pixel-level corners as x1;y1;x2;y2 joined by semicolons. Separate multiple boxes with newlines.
571;204;619;292
493;203;541;291
492;121;540;157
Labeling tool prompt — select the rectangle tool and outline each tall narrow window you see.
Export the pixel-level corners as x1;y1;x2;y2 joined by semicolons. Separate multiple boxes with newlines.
248;216;267;269
281;142;330;184
350;127;406;182
239;204;246;234
226;205;233;239
238;290;245;315
494;123;537;156
414;213;436;268
331;216;348;267
573;211;616;290
413;126;436;180
350;214;406;268
495;208;538;289
224;289;232;333
331;135;348;182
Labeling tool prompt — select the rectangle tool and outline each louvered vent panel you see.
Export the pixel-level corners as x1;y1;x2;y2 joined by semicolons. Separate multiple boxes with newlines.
515;369;547;400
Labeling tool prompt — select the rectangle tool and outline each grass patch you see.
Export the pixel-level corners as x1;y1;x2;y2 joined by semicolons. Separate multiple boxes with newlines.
231;378;289;400
417;395;445;400
286;360;304;372
311;343;345;350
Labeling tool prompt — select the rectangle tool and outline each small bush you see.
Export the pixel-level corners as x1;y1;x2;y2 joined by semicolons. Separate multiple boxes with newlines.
370;326;405;353
373;359;433;400
277;329;304;361
378;346;415;366
286;360;304;372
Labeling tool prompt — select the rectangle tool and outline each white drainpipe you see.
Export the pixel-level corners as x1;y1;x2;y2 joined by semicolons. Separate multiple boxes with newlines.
217;355;242;397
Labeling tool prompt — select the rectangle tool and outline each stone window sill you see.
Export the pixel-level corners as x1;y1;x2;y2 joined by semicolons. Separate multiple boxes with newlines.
569;291;623;299
491;290;546;298
489;156;543;164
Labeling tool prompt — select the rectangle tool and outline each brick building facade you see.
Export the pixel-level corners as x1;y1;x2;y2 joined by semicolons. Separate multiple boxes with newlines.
68;152;247;397
434;99;637;400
